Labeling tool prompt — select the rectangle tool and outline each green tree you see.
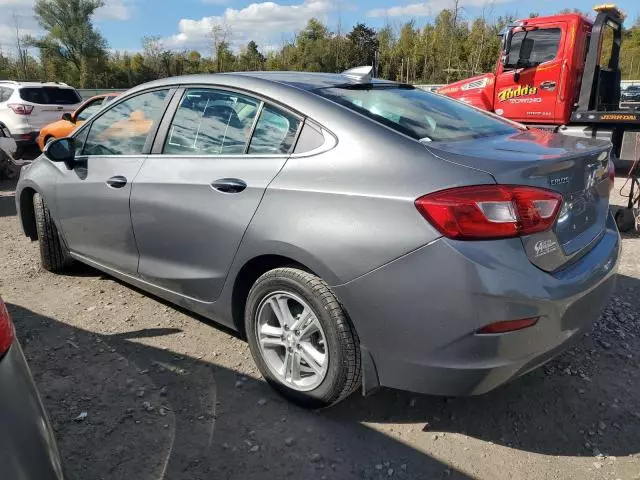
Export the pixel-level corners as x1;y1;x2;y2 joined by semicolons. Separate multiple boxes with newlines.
31;0;107;87
237;41;265;71
346;23;378;68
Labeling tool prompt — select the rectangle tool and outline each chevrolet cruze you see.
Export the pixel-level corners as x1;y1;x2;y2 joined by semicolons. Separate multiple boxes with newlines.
16;68;619;408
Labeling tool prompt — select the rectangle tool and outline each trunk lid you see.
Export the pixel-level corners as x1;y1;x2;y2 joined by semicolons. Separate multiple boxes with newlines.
424;129;612;271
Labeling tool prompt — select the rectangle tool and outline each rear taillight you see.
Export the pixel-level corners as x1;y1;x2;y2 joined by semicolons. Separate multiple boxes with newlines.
0;298;14;355
8;103;34;115
415;185;562;240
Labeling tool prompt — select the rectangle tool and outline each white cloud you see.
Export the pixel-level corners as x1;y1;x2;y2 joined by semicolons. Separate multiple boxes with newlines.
0;2;38;55
0;0;35;5
165;0;334;52
368;0;510;18
95;0;135;21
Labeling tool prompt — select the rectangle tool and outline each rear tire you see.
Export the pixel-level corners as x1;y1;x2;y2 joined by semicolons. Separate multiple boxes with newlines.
33;193;72;272
615;207;636;233
245;267;361;409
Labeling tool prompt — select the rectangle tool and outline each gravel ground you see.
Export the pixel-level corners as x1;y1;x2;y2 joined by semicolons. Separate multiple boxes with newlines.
1;176;639;480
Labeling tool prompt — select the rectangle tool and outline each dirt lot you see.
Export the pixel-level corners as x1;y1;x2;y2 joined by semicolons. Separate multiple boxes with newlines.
1;176;639;480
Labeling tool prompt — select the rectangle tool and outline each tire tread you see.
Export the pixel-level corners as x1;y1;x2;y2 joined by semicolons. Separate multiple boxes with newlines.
33;193;70;272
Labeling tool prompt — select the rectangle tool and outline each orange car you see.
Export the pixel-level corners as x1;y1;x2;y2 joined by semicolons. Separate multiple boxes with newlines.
37;93;119;150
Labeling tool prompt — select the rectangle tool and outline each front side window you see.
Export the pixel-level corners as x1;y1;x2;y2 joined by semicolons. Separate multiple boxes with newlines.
73;127;89;156
506;28;562;67
76;98;105;122
316;86;520;142
164;89;260;155
248;105;300;154
83;89;169;156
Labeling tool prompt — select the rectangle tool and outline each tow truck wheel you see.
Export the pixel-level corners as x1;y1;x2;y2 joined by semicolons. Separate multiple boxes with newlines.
615;207;636;233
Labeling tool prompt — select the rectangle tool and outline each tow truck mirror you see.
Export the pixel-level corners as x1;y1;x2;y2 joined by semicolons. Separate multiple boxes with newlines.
501;29;514;66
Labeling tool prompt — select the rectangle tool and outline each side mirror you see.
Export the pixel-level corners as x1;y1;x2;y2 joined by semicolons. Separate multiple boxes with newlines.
44;137;76;169
62;112;73;122
501;28;514;66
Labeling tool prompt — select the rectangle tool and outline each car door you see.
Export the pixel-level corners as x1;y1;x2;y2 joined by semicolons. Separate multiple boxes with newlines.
494;24;565;123
55;88;173;273
130;87;301;301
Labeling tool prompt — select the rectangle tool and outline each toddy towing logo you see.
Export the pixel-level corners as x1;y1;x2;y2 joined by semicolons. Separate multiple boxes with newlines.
498;84;538;102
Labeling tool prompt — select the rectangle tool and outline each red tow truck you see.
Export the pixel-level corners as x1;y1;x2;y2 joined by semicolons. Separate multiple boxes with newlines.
438;4;640;230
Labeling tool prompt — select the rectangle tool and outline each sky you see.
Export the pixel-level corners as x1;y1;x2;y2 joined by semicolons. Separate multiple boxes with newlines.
1;0;639;55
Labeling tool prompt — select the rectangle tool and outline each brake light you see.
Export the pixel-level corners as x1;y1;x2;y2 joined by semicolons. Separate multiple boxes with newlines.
477;317;539;334
415;185;562;240
0;298;14;355
8;103;34;115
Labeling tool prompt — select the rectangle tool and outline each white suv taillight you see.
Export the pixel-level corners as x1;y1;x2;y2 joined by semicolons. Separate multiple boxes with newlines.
8;103;34;115
415;185;563;240
0;298;14;355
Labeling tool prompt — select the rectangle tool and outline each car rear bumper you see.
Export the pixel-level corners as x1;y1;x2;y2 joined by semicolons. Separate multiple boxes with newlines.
13;131;39;146
334;213;620;397
0;341;64;479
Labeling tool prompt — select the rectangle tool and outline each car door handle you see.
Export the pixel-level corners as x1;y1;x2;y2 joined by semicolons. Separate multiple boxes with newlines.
106;175;128;189
211;178;247;193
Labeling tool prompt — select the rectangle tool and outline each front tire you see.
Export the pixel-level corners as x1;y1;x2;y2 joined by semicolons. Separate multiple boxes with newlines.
245;268;361;409
33;193;72;272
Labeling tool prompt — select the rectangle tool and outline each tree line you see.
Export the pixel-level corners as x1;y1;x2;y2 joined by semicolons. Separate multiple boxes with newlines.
1;0;640;89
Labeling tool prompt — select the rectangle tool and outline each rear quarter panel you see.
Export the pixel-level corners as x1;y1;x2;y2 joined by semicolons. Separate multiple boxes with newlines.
228;109;495;288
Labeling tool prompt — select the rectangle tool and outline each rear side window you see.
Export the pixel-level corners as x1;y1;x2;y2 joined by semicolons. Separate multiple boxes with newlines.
83;89;169;156
316;86;519;142
248;105;300;154
294;121;325;153
19;87;81;105
507;28;561;66
0;87;13;102
164;88;260;155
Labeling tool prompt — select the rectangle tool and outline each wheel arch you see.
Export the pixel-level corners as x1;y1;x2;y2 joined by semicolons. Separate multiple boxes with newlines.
230;254;318;337
19;187;38;240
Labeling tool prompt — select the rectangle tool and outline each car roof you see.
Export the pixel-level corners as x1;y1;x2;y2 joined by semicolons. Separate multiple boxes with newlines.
0;80;75;89
226;71;399;90
136;71;399;93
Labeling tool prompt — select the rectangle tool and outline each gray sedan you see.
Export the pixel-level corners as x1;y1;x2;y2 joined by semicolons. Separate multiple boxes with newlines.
0;296;64;479
16;68;619;408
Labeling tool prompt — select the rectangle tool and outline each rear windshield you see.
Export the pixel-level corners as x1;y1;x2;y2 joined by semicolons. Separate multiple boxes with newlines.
314;86;520;142
19;87;81;105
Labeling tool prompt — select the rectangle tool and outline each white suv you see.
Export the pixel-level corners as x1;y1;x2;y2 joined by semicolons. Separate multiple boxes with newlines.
0;81;82;158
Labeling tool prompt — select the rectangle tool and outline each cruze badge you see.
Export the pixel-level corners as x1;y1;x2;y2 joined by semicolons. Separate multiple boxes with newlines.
550;176;570;186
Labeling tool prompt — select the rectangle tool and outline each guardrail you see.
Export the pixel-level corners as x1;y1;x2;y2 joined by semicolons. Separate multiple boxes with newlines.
77;89;125;99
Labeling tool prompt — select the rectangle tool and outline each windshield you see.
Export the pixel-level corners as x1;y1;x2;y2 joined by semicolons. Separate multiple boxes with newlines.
314;86;520;142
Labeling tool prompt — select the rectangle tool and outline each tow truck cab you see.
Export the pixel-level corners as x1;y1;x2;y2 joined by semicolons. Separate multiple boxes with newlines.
439;12;595;125
438;5;640;165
